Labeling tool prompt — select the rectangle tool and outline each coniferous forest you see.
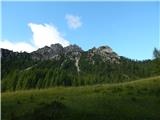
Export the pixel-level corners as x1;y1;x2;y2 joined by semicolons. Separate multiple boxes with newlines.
1;46;160;91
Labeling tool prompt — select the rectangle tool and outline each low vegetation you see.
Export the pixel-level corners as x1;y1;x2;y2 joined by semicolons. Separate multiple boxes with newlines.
2;76;160;120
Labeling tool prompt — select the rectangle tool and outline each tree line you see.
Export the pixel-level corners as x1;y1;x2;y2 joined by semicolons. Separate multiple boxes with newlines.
1;48;160;92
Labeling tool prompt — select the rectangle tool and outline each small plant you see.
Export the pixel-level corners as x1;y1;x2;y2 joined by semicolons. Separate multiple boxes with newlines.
111;87;123;93
142;88;148;91
32;100;66;120
131;97;137;102
127;91;134;95
60;96;65;100
30;95;34;101
17;100;21;104
10;112;16;120
94;88;101;93
137;89;143;95
126;85;134;90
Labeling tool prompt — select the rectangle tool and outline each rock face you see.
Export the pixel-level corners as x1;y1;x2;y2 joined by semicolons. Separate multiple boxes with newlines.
1;49;14;58
75;57;80;73
1;44;120;63
64;44;83;61
31;44;83;60
1;48;30;60
31;44;64;60
88;45;120;63
97;46;113;54
64;44;83;54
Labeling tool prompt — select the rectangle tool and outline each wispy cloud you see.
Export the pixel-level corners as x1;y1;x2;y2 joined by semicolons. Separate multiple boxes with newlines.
65;14;82;29
0;23;70;52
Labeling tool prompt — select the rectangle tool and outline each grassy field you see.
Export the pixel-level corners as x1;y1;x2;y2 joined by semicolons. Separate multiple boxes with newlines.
2;76;160;120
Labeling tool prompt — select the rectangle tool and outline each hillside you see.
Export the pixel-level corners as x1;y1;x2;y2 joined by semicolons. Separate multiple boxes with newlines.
1;44;158;91
2;76;160;120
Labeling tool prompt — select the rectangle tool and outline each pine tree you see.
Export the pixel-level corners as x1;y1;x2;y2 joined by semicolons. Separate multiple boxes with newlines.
153;48;160;59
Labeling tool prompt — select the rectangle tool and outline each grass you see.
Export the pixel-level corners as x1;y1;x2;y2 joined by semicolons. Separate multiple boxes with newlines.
2;76;160;120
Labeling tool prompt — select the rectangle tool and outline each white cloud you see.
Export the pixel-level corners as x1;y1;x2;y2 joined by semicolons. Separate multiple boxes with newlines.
65;14;82;29
28;23;70;48
0;40;36;52
1;23;70;52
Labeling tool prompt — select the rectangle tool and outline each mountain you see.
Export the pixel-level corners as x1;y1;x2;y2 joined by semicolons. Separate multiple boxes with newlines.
1;44;157;91
30;44;119;63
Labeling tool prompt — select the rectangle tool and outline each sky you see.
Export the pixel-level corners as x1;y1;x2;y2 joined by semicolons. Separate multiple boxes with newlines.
1;1;159;60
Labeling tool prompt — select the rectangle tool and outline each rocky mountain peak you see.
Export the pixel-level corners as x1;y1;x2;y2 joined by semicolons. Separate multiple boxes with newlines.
88;45;120;63
97;45;113;53
50;43;64;54
30;44;83;60
64;44;83;54
50;43;63;50
31;44;64;60
63;44;83;62
1;43;120;63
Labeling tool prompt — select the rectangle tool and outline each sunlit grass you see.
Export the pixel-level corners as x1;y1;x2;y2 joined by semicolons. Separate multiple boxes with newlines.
2;76;160;120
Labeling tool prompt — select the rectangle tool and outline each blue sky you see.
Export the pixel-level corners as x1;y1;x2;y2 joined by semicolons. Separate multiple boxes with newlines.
1;1;159;60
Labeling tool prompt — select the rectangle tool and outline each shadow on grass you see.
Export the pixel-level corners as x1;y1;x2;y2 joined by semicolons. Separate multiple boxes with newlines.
14;100;67;120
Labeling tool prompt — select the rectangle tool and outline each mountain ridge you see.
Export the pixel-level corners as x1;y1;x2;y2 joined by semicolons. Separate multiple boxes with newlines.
31;43;120;62
1;43;120;63
1;44;157;91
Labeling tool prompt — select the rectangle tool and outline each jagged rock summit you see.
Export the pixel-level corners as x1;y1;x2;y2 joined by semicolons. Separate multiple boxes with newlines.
64;44;83;54
1;43;120;63
31;44;83;60
30;44;119;62
88;45;120;63
31;43;64;60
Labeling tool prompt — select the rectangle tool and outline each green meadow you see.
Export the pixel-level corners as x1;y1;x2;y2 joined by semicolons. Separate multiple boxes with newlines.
2;76;160;120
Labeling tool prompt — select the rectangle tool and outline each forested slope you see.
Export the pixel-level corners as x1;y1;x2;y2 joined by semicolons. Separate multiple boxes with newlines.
1;44;160;91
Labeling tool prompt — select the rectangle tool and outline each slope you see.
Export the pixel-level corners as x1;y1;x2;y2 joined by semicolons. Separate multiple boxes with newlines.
2;76;160;120
2;45;157;91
